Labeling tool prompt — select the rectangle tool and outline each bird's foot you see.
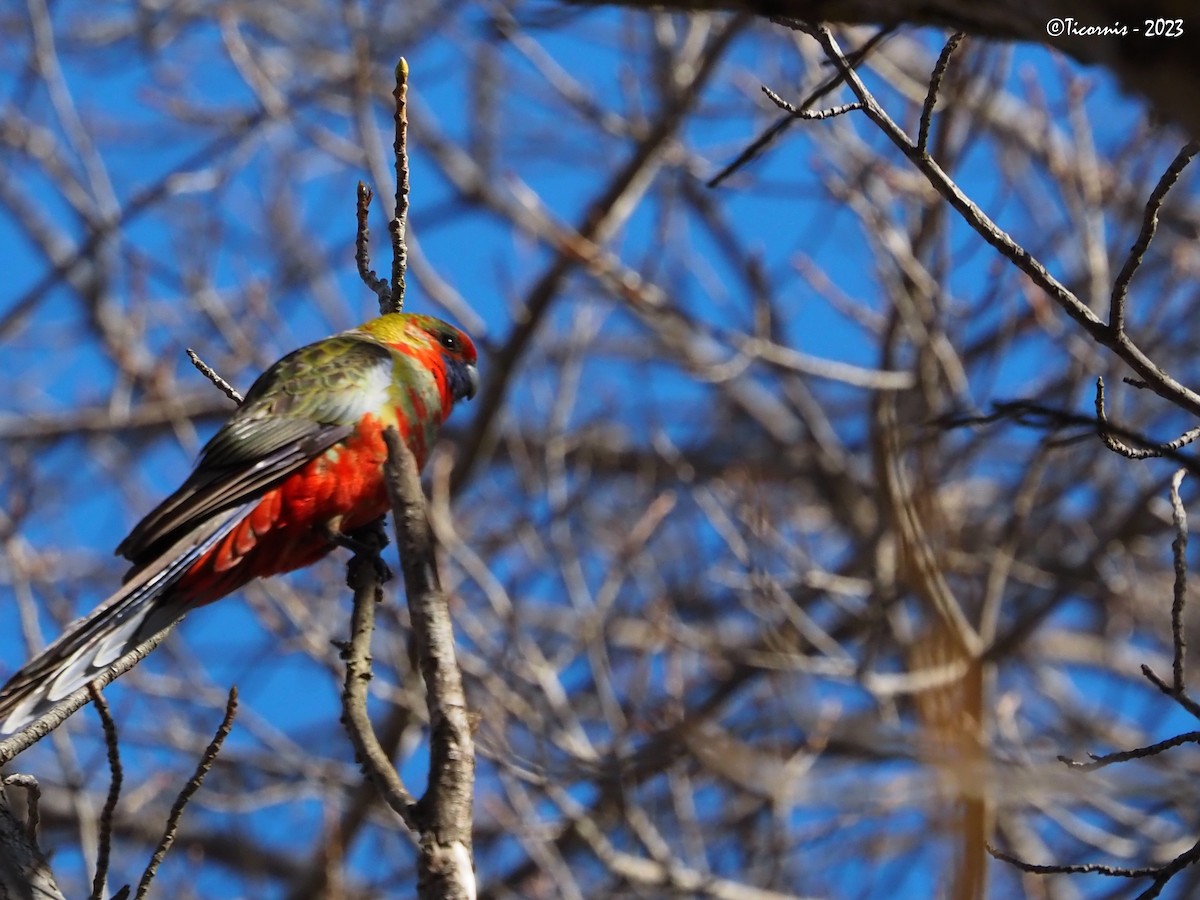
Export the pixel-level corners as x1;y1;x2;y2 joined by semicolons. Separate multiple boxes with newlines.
326;517;393;584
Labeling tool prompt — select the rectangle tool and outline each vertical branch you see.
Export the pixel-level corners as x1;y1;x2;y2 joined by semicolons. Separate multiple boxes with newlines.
1170;469;1189;695
340;56;472;897
355;182;391;310
338;529;421;830
383;428;475;900
87;684;122;900
354;59;410;315
389;58;411;312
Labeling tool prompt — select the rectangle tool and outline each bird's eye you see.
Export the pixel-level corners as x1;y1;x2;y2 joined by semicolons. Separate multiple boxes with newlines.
439;332;460;352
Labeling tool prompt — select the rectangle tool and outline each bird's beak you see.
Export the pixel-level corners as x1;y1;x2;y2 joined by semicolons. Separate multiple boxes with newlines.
463;363;479;401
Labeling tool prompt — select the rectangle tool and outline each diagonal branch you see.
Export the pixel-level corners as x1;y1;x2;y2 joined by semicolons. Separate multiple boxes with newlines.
135;687;238;900
0;630;174;766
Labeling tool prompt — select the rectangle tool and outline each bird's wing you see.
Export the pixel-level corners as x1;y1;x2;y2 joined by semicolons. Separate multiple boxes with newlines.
117;336;395;563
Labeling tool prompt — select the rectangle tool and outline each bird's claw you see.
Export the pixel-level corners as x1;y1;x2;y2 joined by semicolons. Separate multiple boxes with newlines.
326;518;393;585
365;556;393;584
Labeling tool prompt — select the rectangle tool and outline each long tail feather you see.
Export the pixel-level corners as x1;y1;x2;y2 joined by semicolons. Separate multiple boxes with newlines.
0;506;248;736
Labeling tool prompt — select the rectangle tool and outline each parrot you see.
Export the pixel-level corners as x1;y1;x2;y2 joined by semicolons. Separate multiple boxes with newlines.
0;312;478;738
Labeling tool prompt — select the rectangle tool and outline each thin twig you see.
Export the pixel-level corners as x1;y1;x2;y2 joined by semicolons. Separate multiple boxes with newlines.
986;842;1158;877
772;18;894;104
1161;427;1200;452
135;687;238;900
1095;377;1160;459
88;684;122;900
1137;842;1200;900
707;25;893;188
918;32;965;154
993;832;1200;898
186;349;243;405
389;58;410;313
1140;663;1200;719
759;86;862;121
1108;381;1200;453
1110;140;1200;336
355;181;390;307
1057;730;1200;770
941;391;1200;474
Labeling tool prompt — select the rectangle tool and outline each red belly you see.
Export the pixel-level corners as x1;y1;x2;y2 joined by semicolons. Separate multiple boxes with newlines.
178;414;407;604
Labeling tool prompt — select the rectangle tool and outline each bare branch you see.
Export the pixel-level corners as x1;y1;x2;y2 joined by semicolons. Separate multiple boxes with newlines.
707;25;892;188
186;348;243;405
337;527;421;831
0;628;175;766
389;58;411;314
1171;468;1189;695
1095;377;1160;459
759;86;862;121
1110;140;1200;336
355;181;391;307
944;393;1200;475
383;429;475;900
1057;730;1200;771
917;32;965;154
135;687;238;900
990;838;1200;900
1139;663;1200;720
88;684;122;900
986;842;1157;877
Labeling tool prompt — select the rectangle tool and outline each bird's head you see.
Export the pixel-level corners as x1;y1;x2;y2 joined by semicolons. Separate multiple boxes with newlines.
355;312;479;403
